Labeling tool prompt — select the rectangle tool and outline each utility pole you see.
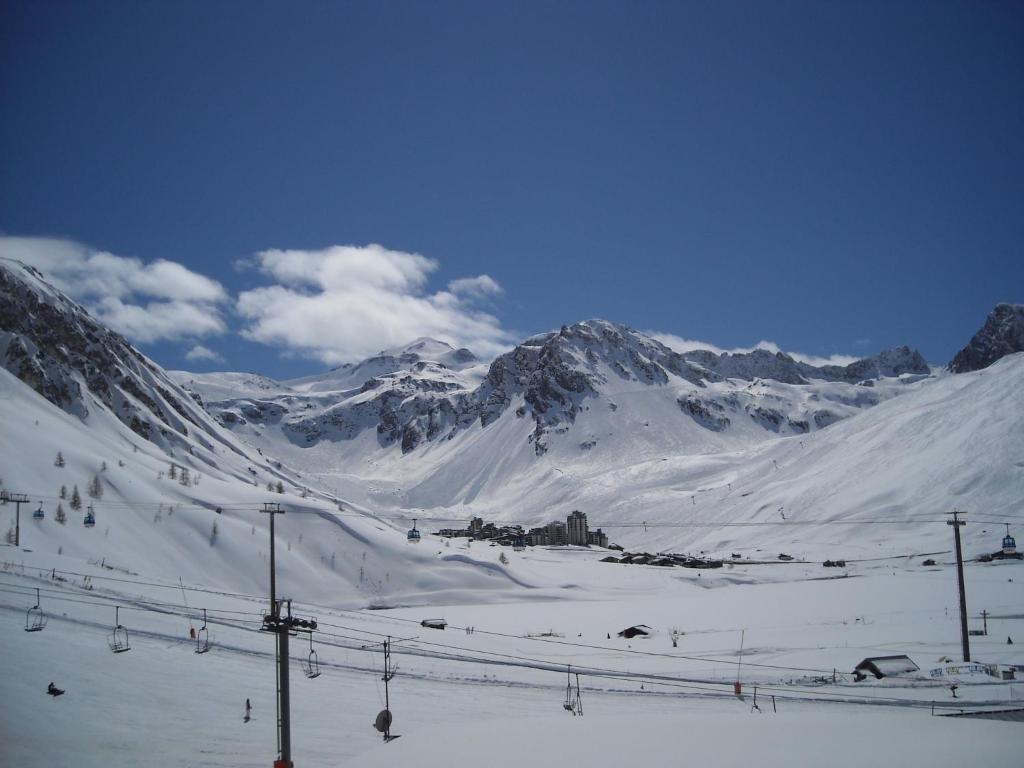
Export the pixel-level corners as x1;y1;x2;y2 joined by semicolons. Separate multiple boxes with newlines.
4;492;30;547
981;610;989;636
947;510;970;662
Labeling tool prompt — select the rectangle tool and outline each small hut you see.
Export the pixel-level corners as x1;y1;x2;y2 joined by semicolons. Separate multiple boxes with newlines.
617;624;653;639
853;655;919;681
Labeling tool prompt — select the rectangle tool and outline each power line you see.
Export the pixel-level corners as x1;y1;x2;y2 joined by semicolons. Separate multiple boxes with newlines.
10;490;1020;530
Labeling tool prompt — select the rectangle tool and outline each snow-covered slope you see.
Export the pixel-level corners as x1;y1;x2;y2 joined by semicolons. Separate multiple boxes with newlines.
0;259;529;604
3;255;1021;580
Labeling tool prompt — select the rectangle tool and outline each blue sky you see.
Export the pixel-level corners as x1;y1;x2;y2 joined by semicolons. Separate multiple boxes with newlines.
1;1;1021;377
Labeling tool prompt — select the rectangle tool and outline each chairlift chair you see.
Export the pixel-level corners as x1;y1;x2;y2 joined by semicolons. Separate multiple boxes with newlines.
83;505;96;528
303;632;321;678
32;504;45;520
563;666;583;715
108;606;131;653
25;588;47;632
407;519;421;544
195;608;210;654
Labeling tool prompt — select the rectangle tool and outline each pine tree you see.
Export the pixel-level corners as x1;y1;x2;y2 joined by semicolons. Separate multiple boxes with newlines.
179;467;191;486
59;485;66;500
275;481;284;494
499;552;509;565
88;474;103;499
169;463;177;480
209;520;219;546
70;485;82;510
5;523;15;544
56;503;66;525
54;451;65;467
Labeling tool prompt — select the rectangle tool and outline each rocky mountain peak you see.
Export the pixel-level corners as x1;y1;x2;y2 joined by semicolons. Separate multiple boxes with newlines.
0;259;213;450
948;303;1024;373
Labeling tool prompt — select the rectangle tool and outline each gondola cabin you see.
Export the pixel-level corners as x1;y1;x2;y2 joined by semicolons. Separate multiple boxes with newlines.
1003;526;1017;556
407;519;421;543
83;506;96;527
32;505;44;520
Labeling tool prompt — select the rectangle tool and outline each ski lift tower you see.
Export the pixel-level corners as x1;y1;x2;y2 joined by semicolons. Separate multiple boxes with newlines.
4;492;30;546
260;502;317;768
948;510;971;662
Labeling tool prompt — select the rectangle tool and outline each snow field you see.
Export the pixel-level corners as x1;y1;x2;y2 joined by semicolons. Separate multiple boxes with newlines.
2;543;1021;766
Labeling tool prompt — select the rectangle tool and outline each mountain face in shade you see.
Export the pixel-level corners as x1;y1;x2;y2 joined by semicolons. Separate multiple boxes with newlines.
948;303;1024;373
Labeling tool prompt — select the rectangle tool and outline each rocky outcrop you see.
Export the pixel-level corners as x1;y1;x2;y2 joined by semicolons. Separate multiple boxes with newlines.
0;261;211;449
948;304;1024;373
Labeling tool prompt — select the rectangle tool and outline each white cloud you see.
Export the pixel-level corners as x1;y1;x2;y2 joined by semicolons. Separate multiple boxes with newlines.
0;236;228;343
237;244;515;364
448;275;503;299
184;345;224;363
651;332;861;368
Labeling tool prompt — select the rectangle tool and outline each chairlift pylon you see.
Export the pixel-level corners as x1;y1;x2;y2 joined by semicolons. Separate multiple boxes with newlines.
108;606;131;653
25;588;47;632
377;636;397;740
302;631;321;678
195;608;210;654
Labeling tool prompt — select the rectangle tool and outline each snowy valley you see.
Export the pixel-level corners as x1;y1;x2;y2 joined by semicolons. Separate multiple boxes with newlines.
2;258;1023;766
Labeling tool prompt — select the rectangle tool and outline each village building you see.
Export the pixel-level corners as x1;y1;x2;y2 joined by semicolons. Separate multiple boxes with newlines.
438;511;609;549
567;510;589;546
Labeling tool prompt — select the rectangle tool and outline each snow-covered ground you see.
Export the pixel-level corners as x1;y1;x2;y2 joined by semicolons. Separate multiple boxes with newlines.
3;262;1022;765
2;540;1022;766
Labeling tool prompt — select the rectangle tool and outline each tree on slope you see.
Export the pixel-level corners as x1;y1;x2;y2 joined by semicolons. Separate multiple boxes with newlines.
88;474;103;499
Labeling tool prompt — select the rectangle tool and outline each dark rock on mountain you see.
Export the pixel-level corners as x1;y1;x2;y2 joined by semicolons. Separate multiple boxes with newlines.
948;304;1024;373
0;260;228;454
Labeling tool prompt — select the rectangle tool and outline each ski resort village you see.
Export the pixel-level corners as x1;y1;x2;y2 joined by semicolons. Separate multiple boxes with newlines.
1;258;1022;767
3;3;1023;766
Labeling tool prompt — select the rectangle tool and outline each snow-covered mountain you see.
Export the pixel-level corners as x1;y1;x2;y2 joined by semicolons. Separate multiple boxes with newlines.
3;255;1021;566
168;318;938;530
0;258;528;602
948;302;1024;373
176;319;930;461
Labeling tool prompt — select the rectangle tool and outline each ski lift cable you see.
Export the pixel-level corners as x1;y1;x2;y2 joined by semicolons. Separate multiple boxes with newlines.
4;575;1012;681
17;561;1004;661
0;590;959;711
0;583;262;620
15;489;1023;529
313;616;849;676
306;630;953;709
